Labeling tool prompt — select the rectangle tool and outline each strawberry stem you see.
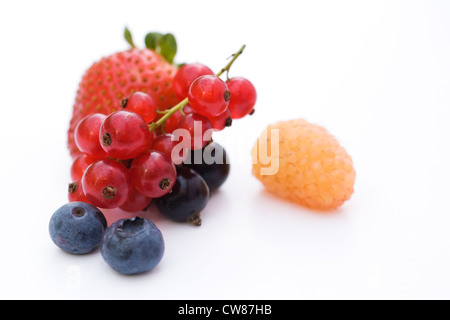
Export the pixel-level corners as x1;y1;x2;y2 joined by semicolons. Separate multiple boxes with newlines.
148;44;246;133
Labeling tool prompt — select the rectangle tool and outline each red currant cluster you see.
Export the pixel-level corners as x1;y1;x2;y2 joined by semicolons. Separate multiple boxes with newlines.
69;47;256;221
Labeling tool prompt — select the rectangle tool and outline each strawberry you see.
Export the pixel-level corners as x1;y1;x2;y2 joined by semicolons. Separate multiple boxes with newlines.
68;30;179;158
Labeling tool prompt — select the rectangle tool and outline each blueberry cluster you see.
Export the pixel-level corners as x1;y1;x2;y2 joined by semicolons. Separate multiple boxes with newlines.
49;202;164;275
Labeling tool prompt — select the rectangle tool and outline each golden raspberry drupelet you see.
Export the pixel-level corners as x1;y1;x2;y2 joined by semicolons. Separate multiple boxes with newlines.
252;119;355;210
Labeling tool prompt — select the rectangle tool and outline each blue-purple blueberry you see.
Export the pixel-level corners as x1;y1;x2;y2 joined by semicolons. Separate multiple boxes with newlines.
101;217;164;275
49;201;107;255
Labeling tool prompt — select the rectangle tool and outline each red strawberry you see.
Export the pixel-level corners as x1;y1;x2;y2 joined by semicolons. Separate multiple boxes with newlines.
68;48;179;158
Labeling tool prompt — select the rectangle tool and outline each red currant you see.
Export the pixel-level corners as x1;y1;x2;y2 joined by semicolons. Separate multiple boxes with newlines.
122;92;157;123
151;134;187;165
173;63;214;99
82;159;130;209
164;110;184;134
100;110;153;159
71;154;96;181
164;104;193;134
183;104;193;114
68;181;91;204
119;187;152;213
209;107;232;131
74;114;108;159
129;151;177;198
226;77;257;119
188;75;230;118
175;113;213;150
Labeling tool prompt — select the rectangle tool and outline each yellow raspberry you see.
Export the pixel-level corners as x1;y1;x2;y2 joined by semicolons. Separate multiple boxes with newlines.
252;119;355;210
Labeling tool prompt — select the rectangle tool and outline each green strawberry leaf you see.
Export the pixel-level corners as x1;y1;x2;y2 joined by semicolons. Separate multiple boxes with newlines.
144;32;177;63
124;27;136;48
159;33;177;63
145;32;162;51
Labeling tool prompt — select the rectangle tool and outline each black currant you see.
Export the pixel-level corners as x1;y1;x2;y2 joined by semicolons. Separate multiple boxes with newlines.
154;167;210;226
184;142;230;192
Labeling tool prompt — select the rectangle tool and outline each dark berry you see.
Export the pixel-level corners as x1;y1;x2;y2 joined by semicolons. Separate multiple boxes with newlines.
101;217;164;275
49;202;107;255
184;142;230;192
154;167;210;226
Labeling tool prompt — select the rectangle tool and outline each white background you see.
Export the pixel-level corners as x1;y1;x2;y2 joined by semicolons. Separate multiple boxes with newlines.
0;0;449;300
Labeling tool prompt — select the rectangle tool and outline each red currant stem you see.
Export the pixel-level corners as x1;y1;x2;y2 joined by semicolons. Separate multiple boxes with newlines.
149;97;189;132
216;44;246;78
155;109;171;114
148;44;246;133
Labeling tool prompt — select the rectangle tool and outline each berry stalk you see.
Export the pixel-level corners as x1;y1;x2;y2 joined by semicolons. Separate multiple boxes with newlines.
217;44;246;78
148;44;246;133
149;97;189;132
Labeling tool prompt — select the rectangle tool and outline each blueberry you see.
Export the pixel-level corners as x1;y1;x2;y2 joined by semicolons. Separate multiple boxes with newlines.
184;142;230;192
154;167;210;226
49;201;107;255
101;217;164;275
